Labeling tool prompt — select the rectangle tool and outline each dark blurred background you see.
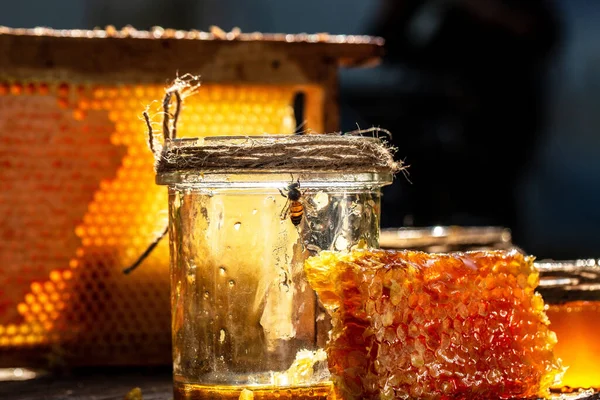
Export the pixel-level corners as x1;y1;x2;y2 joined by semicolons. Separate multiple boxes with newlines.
2;0;599;260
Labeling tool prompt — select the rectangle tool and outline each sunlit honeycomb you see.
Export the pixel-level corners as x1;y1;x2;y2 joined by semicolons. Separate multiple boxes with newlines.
0;81;298;366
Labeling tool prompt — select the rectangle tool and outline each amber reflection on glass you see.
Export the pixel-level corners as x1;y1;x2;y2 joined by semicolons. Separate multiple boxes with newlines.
547;301;600;390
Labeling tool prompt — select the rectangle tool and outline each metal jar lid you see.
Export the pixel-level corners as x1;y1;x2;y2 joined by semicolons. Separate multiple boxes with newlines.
536;259;600;304
379;226;514;253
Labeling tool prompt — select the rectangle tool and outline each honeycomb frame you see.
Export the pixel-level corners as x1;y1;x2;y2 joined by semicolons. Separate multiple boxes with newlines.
0;27;383;367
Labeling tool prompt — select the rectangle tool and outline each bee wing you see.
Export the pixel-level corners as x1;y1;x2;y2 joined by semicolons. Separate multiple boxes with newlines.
302;195;318;218
296;198;317;250
280;197;291;221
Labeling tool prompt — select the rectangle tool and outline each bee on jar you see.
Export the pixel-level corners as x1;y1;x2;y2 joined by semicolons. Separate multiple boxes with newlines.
279;178;305;226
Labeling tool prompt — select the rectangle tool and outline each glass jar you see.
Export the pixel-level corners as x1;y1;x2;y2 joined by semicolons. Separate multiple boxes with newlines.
157;140;393;399
536;259;600;391
379;226;515;253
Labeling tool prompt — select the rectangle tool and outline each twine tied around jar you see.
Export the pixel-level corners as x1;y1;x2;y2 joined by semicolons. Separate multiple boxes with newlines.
155;132;402;175
124;78;405;274
144;79;402;175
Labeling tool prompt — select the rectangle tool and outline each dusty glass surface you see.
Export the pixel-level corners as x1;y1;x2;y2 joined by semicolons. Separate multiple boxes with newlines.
163;172;391;399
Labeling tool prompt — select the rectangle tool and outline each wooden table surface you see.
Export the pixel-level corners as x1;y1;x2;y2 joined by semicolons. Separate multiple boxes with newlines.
1;367;599;400
0;367;174;400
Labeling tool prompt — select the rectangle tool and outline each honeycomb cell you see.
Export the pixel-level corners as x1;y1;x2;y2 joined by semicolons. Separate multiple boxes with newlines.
30;282;43;294
10;82;23;95
17;303;28;314
73;109;86;121
57;83;69;97
25;83;36;94
49;271;62;282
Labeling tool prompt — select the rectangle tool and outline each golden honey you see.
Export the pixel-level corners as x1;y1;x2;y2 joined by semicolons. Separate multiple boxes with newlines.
173;382;335;400
547;302;600;391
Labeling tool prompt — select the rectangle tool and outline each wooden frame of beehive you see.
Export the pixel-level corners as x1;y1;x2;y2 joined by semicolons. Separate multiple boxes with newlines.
0;27;383;368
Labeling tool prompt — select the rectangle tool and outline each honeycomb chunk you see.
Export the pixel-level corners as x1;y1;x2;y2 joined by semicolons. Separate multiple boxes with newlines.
304;249;564;399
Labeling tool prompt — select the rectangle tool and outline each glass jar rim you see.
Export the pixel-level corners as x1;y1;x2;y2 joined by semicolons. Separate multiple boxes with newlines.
536;259;600;304
167;135;386;145
380;226;513;249
157;171;393;188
